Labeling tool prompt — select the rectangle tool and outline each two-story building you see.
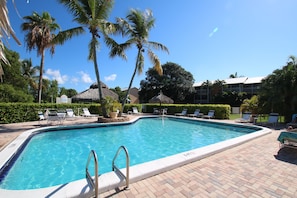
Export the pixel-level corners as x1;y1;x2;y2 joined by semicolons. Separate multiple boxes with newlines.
193;76;265;104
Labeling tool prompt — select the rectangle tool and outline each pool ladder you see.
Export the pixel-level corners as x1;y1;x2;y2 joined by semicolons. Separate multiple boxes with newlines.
85;146;130;198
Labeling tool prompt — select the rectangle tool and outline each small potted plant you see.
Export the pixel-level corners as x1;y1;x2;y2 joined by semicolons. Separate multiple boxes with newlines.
103;97;121;118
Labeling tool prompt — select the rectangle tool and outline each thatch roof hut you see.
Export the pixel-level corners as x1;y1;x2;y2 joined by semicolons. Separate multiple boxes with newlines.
72;82;118;103
149;92;174;105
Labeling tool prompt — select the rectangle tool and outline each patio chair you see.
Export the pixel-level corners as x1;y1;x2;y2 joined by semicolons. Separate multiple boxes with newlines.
161;108;168;115
38;111;45;121
187;109;203;118
153;108;160;115
202;110;215;119
132;107;140;114
65;109;77;120
46;109;65;124
175;109;187;116
286;113;297;129
81;108;97;117
235;112;252;123
277;131;297;149
267;113;279;127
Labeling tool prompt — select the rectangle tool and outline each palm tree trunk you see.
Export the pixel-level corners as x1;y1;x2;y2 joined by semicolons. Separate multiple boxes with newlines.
121;49;141;113
92;39;107;117
38;50;45;103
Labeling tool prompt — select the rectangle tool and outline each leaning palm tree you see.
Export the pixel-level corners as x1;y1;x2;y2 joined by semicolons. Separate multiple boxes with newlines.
21;12;60;103
0;0;21;82
108;9;169;112
58;0;118;117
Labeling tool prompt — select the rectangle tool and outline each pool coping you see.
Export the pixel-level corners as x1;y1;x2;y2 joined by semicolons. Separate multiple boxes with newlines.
0;116;271;198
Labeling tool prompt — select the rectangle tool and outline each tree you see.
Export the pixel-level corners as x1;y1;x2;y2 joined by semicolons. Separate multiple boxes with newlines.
110;86;127;103
2;48;28;91
59;87;77;98
240;95;259;114
258;55;297;122
41;79;59;103
0;84;34;102
59;0;118;117
109;9;169;112
139;62;194;103
229;72;238;78
21;58;39;96
21;12;60;103
0;0;21;82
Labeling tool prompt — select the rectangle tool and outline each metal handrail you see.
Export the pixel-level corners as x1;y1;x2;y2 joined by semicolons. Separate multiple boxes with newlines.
86;150;99;198
112;146;130;189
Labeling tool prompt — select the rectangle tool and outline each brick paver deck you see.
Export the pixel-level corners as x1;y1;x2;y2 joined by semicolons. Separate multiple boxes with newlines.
100;128;297;198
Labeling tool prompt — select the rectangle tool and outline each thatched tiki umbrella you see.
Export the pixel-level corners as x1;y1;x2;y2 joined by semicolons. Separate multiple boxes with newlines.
149;91;174;105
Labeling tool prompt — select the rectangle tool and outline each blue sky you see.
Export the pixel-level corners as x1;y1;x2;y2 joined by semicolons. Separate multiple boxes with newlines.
6;0;297;93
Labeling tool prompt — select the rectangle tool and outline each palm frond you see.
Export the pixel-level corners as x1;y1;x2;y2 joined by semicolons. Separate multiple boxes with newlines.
147;49;163;75
52;27;85;45
106;37;128;60
88;36;99;60
137;52;144;75
148;41;169;54
0;0;21;67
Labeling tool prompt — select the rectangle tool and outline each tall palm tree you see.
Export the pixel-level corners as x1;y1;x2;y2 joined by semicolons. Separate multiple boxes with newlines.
59;0;118;117
21;11;60;103
108;9;169;112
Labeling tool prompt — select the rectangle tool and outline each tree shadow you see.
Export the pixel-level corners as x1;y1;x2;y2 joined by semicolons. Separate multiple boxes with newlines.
274;147;297;164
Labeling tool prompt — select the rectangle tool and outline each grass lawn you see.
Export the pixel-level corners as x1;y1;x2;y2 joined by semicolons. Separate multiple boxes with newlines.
229;113;285;123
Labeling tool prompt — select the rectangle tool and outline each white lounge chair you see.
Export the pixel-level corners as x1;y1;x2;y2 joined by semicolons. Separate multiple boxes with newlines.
175;109;187;116
267;113;279;126
153;108;160;115
235;112;251;123
38;111;45;121
46;110;65;124
132;107;140;114
66;109;76;120
203;110;215;119
187;109;203;118
81;108;97;117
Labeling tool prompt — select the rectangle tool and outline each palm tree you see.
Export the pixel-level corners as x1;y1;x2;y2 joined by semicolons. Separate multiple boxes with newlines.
21;58;39;93
287;55;297;70
229;72;238;78
108;9;169;112
21;11;60;103
0;0;21;82
58;0;118;117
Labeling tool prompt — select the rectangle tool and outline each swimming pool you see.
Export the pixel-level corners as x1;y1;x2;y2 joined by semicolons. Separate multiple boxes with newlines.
0;116;271;197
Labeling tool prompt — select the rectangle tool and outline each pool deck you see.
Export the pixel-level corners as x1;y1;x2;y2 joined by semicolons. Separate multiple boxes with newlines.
1;117;297;197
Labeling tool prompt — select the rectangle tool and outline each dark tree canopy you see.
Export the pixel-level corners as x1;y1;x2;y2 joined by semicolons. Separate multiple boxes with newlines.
139;62;195;103
258;56;297;122
2;48;28;91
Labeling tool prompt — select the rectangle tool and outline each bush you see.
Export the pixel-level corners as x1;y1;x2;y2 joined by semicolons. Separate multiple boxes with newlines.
0;103;101;124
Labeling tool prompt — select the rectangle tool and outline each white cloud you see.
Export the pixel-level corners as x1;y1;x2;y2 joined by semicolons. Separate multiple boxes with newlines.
104;74;117;82
71;77;79;84
78;71;92;83
45;69;68;84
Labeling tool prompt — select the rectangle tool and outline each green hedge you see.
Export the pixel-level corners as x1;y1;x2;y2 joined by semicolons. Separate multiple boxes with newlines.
142;104;231;119
0;103;231;124
0;103;101;124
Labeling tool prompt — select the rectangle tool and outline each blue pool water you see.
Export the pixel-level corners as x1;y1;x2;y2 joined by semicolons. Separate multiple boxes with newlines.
0;117;258;190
